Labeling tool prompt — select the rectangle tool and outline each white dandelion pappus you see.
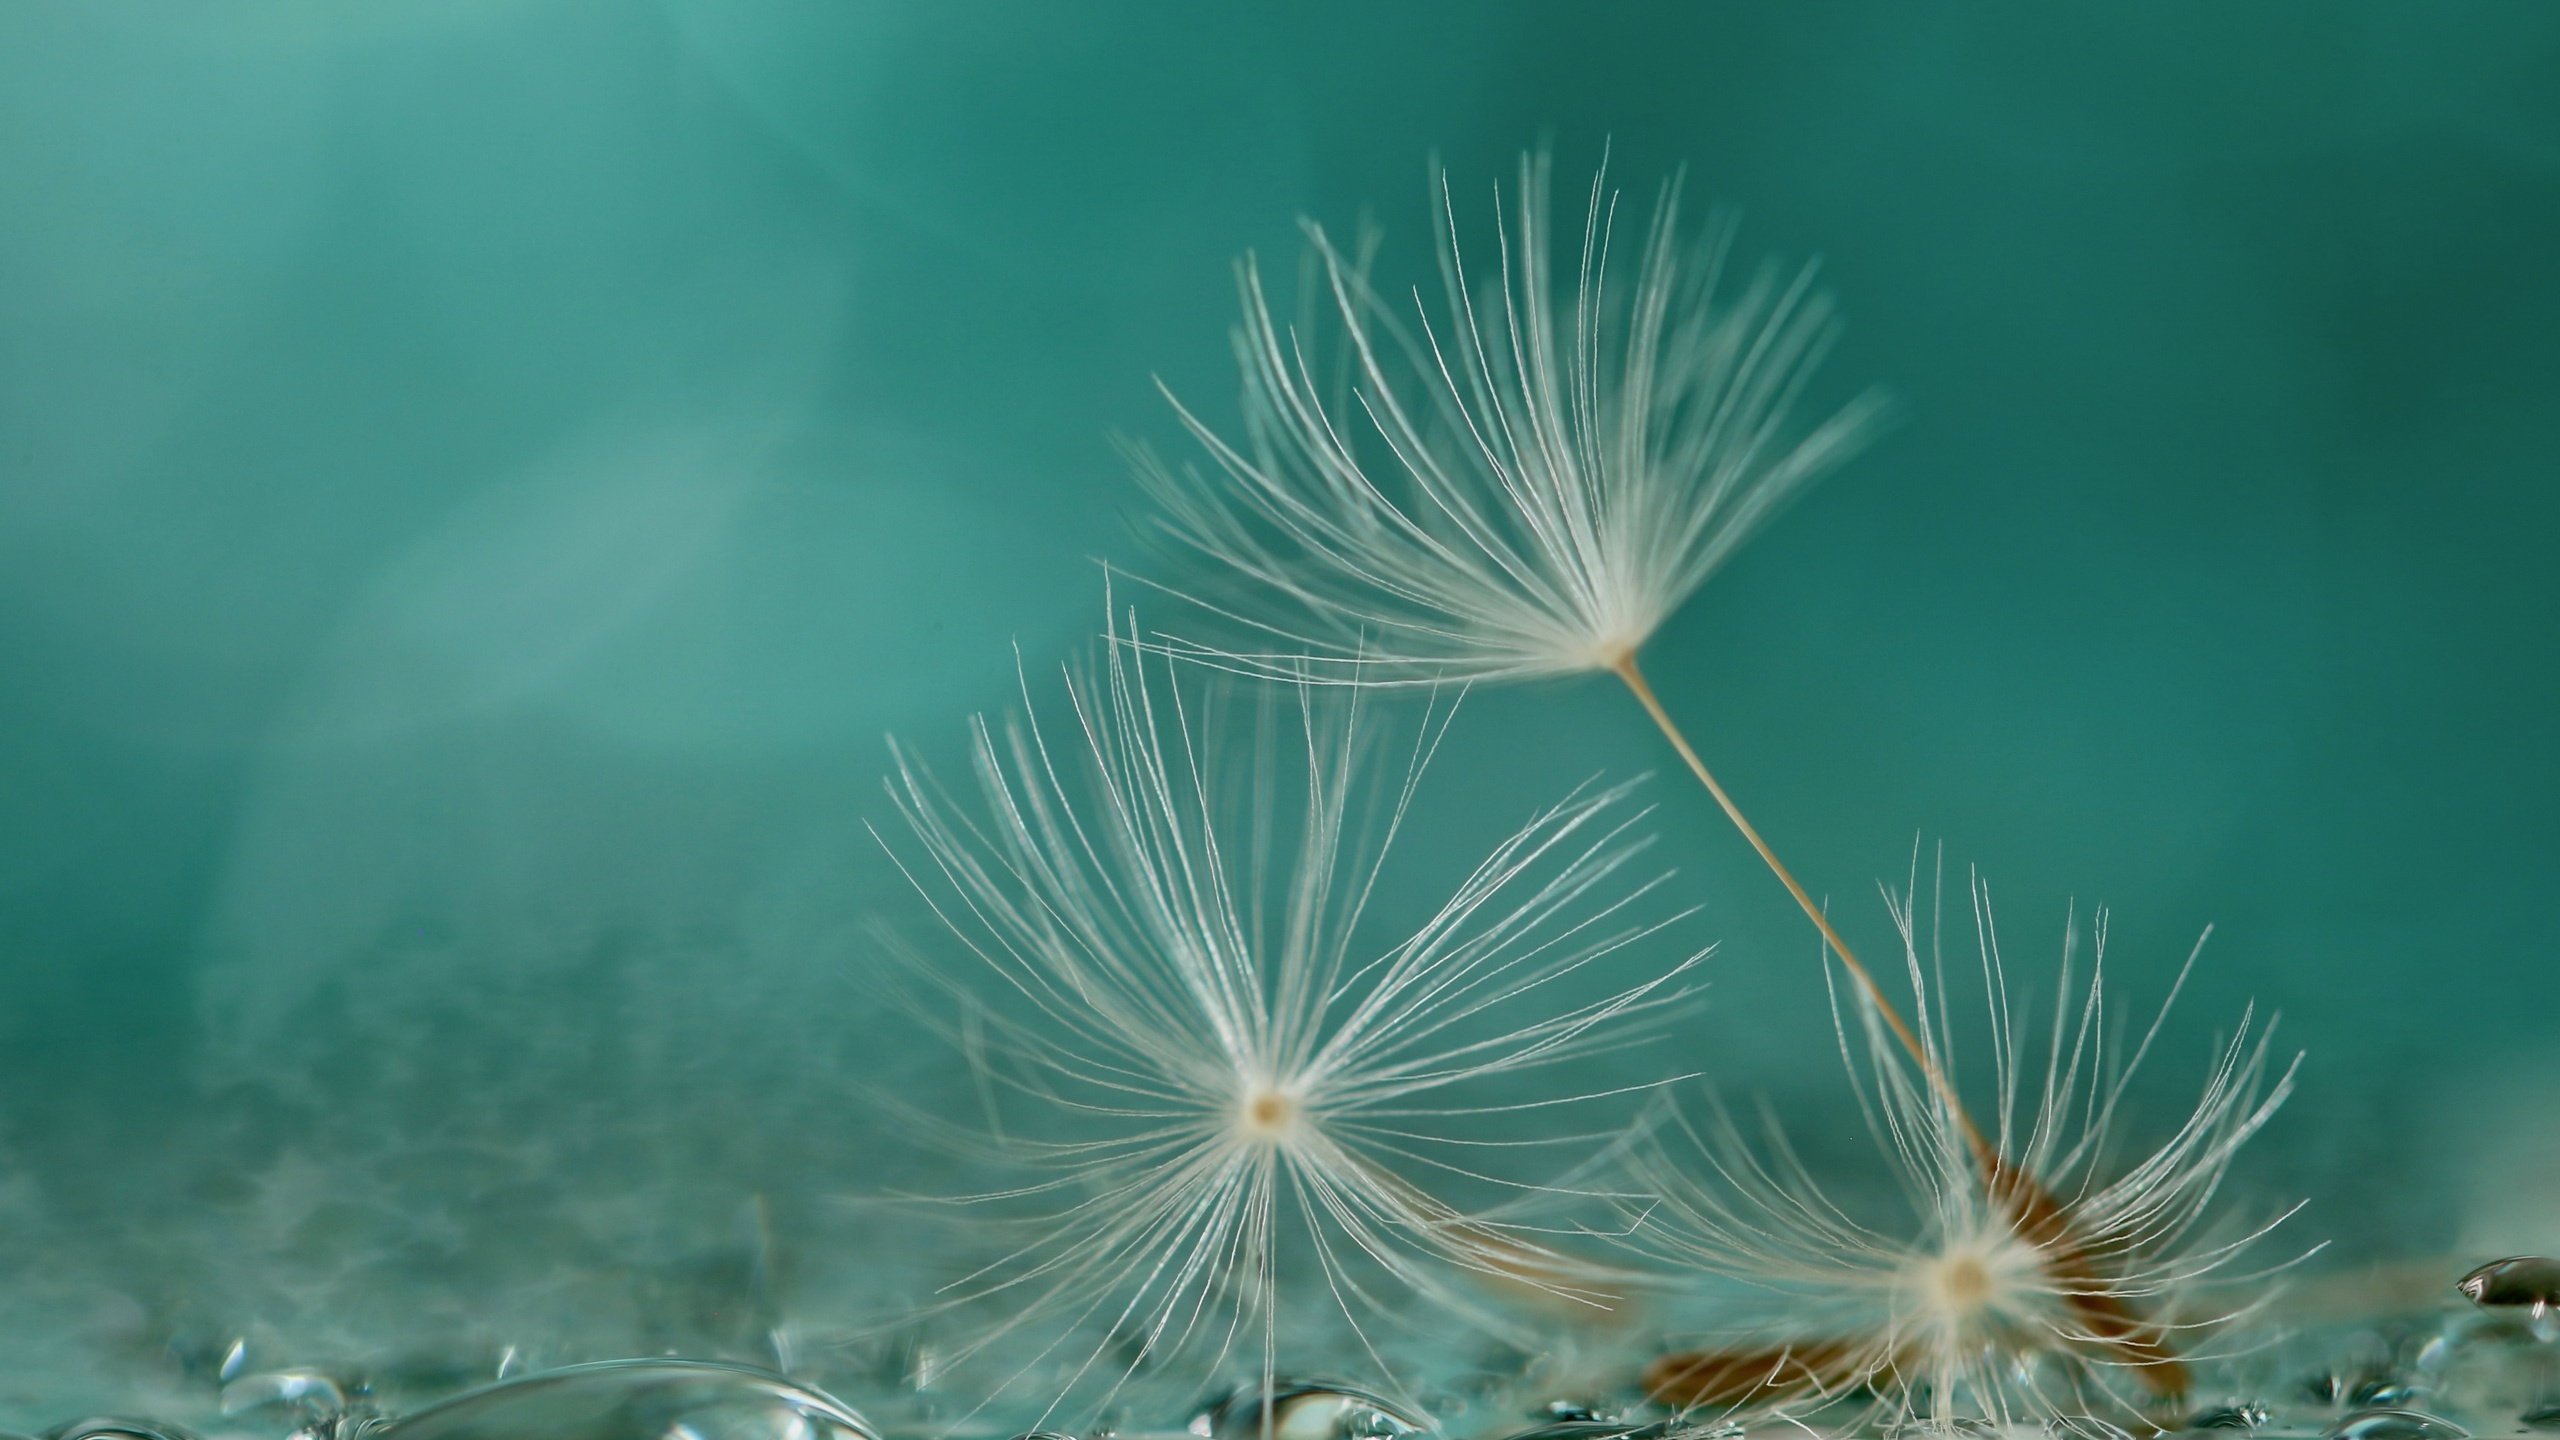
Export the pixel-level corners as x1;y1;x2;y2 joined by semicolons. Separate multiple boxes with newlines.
1138;148;1886;686
872;606;1709;1419
1629;867;2305;1431
1132;151;1934;1257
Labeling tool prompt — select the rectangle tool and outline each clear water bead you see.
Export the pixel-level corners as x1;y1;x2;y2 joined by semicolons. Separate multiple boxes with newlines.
364;1359;877;1440
44;1422;198;1440
1497;1422;1683;1440
221;1370;353;1418
2522;1407;2560;1431
2320;1409;2469;1440
2186;1403;2273;1432
2458;1258;2560;1320
1189;1382;1423;1440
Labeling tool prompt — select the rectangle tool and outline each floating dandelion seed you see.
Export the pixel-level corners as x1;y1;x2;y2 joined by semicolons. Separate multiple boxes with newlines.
872;602;1708;1421
1628;866;2306;1431
1138;147;1884;688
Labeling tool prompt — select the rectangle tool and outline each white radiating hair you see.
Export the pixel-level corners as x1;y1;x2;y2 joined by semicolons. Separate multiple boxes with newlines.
1626;861;2305;1432
872;601;1709;1420
1136;149;1889;684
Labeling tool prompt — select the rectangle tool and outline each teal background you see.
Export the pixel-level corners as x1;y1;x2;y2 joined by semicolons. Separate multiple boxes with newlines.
3;0;2558;1401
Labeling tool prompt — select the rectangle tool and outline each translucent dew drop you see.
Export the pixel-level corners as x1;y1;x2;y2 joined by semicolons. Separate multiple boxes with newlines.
2185;1403;2273;1432
2348;1379;2424;1408
220;1369;352;1419
42;1421;199;1440
1498;1422;1686;1440
1191;1382;1422;1440
367;1359;877;1440
2457;1257;2560;1317
2321;1409;2469;1440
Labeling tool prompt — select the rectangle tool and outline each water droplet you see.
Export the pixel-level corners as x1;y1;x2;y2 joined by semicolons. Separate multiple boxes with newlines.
2521;1407;2560;1431
289;1415;380;1440
1497;1423;1681;1440
221;1370;351;1418
2458;1258;2560;1318
1541;1404;1608;1424
44;1422;199;1440
2320;1409;2470;1440
1191;1383;1424;1440
2349;1381;2424;1408
365;1359;877;1440
2186;1403;2273;1432
2305;1373;2352;1406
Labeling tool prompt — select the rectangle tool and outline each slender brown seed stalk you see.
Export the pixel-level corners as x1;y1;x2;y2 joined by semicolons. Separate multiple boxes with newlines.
1609;652;1984;1151
1609;652;2187;1399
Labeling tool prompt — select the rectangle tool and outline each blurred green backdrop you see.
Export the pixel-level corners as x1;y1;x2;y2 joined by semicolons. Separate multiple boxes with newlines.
4;0;2558;1380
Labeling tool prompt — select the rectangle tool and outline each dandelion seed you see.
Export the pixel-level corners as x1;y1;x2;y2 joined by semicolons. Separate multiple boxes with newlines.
1132;148;2045;1372
1628;865;2307;1431
871;600;1708;1422
1138;148;1883;689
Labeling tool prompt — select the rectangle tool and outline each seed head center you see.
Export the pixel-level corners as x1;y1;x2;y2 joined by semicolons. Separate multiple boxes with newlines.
1239;1084;1301;1142
1935;1253;1995;1313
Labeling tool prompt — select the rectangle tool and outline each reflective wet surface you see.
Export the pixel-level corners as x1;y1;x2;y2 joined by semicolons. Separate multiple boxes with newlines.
42;1422;198;1440
2189;1404;2275;1432
1188;1382;1423;1440
2320;1410;2470;1440
1497;1422;1686;1440
364;1361;876;1440
25;1272;2560;1440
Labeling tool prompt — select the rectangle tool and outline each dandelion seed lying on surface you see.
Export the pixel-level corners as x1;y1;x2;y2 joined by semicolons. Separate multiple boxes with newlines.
870;602;1709;1422
1627;866;2306;1430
